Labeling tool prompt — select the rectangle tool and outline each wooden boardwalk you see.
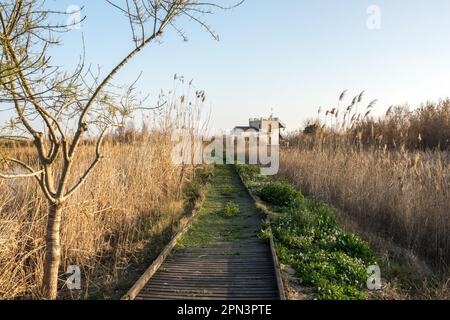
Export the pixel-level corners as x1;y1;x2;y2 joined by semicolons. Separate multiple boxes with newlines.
134;166;281;300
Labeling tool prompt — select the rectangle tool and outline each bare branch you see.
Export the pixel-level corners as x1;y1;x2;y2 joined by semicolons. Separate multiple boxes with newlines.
0;165;44;179
64;128;108;199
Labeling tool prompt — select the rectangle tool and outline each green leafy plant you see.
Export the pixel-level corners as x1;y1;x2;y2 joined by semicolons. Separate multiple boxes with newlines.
258;220;272;240
270;202;376;300
257;182;303;207
223;201;240;217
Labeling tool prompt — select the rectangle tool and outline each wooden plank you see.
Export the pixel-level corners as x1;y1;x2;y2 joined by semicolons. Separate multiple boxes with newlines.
135;294;277;301
137;291;279;298
145;282;278;288
146;278;278;284
156;269;275;273
137;295;279;300
150;275;277;281
165;258;273;262
160;259;273;265
140;288;279;294
161;263;274;268
148;279;276;284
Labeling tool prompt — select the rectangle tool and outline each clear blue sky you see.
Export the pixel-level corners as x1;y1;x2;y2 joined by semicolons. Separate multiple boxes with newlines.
46;0;450;130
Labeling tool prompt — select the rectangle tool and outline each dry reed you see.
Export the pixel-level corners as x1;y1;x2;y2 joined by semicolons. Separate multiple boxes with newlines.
0;132;189;299
280;97;450;297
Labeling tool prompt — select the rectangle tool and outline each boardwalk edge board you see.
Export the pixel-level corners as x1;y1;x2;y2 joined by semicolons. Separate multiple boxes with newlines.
235;167;287;301
121;192;207;300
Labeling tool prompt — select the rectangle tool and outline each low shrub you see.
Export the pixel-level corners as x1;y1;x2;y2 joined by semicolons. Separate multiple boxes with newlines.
257;182;303;207
236;165;260;182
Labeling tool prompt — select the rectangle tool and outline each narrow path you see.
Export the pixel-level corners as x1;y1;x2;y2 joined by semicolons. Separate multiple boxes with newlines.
135;165;280;300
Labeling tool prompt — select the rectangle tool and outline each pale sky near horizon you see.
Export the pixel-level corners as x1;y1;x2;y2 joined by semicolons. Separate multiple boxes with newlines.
8;0;450;131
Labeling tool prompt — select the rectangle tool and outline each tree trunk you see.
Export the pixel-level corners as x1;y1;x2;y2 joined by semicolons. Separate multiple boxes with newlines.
42;202;63;300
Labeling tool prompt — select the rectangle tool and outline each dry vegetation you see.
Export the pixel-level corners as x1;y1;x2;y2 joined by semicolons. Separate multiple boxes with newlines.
0;129;201;299
281;95;450;298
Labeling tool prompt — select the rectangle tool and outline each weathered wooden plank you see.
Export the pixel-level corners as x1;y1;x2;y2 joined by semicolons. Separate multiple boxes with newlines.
165;258;273;263
150;275;277;281
155;272;275;277
141;287;279;295
145;278;278;285
137;295;279;300
161;264;274;268
135;294;277;301
144;283;278;289
137;291;279;298
145;281;278;288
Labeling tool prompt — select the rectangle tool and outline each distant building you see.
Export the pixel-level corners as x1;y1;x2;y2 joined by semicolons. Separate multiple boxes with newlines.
232;116;286;136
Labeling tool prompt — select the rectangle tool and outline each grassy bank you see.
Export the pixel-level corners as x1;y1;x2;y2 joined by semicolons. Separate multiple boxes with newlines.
237;165;377;300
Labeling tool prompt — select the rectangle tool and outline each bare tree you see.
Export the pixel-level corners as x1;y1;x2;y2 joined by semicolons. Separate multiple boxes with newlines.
0;0;243;299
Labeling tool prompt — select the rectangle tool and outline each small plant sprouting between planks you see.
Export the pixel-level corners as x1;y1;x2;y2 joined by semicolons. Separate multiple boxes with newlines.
236;164;378;300
258;220;272;241
223;201;240;217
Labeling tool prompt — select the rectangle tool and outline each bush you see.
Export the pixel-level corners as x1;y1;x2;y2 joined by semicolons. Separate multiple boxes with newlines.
258;182;303;207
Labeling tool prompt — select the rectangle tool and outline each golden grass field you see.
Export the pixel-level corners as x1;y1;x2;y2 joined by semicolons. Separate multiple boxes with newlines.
279;148;450;267
0;133;194;299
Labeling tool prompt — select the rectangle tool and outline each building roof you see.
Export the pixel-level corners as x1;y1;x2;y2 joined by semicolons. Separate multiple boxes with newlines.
249;117;286;129
233;117;286;132
233;126;257;131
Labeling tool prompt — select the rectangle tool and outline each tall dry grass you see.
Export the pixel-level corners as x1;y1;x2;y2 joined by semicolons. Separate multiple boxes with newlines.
0;132;191;299
0;78;209;299
280;148;450;268
351;100;450;150
281;97;450;278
